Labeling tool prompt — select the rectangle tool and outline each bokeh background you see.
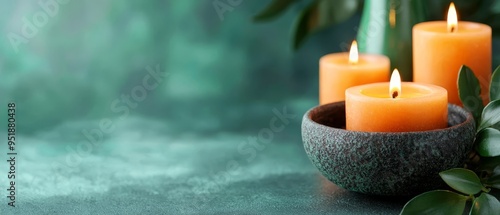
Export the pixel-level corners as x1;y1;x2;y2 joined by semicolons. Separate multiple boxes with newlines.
0;0;499;214
0;0;350;135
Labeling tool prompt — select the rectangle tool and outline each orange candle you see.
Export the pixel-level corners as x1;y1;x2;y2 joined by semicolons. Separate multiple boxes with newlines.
413;3;491;105
320;41;390;104
346;69;448;132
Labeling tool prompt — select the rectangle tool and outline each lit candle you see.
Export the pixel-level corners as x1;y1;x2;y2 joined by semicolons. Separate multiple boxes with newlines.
346;69;448;132
413;3;491;105
319;41;390;104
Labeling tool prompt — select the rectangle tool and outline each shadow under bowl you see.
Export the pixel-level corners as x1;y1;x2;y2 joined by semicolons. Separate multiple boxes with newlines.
301;101;476;196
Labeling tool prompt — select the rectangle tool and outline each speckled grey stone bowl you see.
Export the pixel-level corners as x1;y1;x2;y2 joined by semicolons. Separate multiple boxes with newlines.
302;101;475;196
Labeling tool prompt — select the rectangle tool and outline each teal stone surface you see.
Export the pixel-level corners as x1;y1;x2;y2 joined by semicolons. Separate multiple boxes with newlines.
302;102;476;196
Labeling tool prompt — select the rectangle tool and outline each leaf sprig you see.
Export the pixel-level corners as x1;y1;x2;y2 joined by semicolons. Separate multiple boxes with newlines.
460;65;500;157
400;65;500;215
401;168;499;214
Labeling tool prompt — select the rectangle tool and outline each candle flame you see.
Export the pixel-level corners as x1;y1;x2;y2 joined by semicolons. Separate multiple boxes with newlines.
349;40;358;64
447;2;458;32
390;69;401;99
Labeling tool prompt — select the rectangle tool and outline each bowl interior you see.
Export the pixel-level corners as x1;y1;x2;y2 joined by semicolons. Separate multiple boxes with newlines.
309;101;470;132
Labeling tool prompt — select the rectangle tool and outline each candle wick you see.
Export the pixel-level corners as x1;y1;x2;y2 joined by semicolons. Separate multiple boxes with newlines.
451;26;455;33
392;91;398;99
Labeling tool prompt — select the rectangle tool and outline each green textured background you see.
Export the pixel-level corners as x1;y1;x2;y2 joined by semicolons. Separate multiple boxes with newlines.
0;1;498;214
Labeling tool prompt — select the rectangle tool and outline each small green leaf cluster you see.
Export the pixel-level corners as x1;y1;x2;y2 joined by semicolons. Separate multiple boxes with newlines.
401;168;499;214
459;66;500;159
401;65;500;214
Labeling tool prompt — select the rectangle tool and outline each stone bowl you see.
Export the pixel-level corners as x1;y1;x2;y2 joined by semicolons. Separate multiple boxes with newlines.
301;101;475;196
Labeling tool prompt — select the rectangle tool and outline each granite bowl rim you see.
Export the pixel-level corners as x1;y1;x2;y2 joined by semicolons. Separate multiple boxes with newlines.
304;101;474;136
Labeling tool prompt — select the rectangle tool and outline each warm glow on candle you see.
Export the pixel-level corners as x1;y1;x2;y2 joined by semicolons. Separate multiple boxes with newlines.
349;40;358;64
346;81;448;132
390;69;401;98
447;2;458;32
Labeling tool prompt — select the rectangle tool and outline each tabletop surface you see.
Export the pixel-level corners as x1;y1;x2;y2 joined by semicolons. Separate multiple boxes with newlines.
0;99;487;215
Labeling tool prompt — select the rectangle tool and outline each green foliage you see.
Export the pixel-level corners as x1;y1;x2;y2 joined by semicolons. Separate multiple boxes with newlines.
400;190;467;215
291;1;317;50
476;128;500;157
478;100;500;131
253;0;297;21
471;193;500;215
490;66;500;101
439;168;485;195
401;169;499;215
458;65;484;123
290;0;360;49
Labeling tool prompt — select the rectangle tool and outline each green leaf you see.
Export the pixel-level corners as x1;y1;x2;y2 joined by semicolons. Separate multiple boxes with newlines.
440;168;485;195
400;190;467;215
458;65;484;122
478;100;500;131
253;0;296;22
470;193;500;215
292;1;319;50
490;66;500;101
292;0;359;49
476;128;500;157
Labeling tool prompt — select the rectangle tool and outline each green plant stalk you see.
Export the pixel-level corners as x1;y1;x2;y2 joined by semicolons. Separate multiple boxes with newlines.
357;0;426;81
